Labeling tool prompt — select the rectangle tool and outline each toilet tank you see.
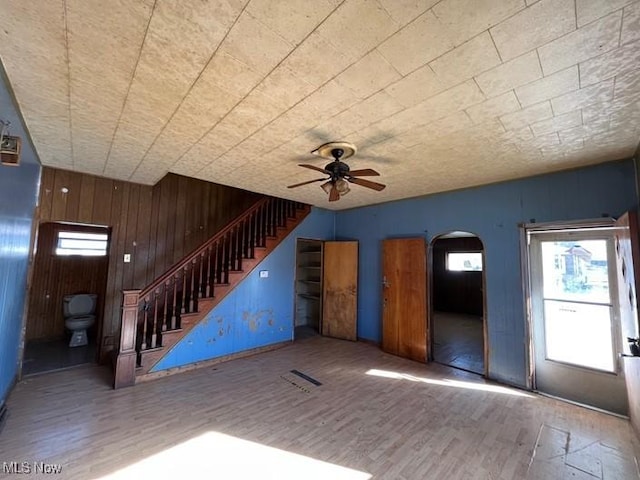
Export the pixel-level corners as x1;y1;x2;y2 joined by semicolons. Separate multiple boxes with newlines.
63;294;97;317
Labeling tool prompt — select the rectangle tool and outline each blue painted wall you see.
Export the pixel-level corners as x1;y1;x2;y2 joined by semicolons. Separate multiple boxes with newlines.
335;160;637;387
0;66;41;404
152;208;335;371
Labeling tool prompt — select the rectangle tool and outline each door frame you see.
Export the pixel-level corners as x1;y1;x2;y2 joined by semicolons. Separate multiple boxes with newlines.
521;218;621;392
292;237;325;339
428;231;489;377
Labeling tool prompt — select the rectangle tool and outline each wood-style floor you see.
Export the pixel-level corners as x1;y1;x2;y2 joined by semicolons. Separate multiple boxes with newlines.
1;336;639;479
432;311;484;375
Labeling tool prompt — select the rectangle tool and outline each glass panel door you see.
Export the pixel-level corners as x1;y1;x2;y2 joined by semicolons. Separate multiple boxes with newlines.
529;229;628;415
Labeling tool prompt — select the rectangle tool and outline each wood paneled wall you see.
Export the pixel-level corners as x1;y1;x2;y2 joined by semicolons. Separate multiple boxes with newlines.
432;236;484;316
32;168;261;358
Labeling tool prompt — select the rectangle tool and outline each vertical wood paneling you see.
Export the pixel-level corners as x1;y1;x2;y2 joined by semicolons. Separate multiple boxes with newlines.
30;167;261;360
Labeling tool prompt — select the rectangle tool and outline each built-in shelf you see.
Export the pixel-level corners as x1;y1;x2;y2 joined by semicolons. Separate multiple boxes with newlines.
299;280;321;285
298;293;320;300
295;239;323;335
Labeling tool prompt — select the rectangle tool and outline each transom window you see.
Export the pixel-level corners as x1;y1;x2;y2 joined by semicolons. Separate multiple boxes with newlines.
56;231;108;256
447;252;483;272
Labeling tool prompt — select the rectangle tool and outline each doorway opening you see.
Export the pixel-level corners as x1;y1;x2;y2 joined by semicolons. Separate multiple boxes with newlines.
430;232;486;375
22;222;110;376
525;223;628;415
294;239;323;340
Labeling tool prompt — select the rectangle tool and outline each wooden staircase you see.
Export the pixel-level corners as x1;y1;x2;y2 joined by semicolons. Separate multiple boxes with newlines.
114;197;311;388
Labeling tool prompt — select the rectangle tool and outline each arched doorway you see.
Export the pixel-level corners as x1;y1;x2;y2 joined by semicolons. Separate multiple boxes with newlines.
430;232;486;375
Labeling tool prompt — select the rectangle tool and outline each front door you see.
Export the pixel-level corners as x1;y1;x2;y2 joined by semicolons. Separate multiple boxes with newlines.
382;238;428;362
529;227;628;414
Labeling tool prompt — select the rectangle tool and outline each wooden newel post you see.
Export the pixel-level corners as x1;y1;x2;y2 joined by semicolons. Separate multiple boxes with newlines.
114;289;141;389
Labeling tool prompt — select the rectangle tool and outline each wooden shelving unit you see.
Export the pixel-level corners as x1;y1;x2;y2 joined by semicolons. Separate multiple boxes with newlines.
294;239;323;334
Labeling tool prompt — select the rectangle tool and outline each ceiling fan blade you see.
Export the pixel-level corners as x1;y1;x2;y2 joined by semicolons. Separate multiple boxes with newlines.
347;177;386;191
329;184;340;202
287;178;327;188
347;168;380;177
298;164;329;174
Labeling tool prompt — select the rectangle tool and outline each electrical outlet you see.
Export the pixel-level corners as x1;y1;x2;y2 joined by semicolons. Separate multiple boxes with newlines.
124;253;131;263
259;270;268;278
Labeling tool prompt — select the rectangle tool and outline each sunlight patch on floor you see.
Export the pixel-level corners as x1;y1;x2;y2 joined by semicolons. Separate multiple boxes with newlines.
94;431;371;480
366;368;534;398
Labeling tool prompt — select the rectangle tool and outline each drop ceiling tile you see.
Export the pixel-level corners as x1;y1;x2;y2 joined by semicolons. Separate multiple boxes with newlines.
377;10;455;76
576;0;636;27
514;66;579;106
254;64;318;111
614;68;640;99
384;65;447;108
377;0;440;25
531;110;583;136
475;51;542;97
490;0;576;62
551;78;615;114
220;11;293;77
350;91;405;123
430;32;501;86
500;101;554;130
579;40;640;86
246;0;339;46
538;11;622;75
335;50;402;100
282;31;354;89
432;0;524;47
317;0;399;63
622;2;640;44
466;91;521;124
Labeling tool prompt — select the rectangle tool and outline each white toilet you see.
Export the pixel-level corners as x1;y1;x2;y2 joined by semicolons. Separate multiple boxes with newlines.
63;294;97;347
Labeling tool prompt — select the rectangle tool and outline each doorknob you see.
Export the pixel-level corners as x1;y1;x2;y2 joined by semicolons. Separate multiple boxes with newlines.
382;276;390;288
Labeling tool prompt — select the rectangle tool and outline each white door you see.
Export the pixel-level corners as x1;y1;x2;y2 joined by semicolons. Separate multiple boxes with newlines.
529;228;628;415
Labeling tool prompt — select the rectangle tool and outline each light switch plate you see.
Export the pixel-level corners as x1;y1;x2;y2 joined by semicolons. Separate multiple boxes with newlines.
259;270;268;278
124;253;131;263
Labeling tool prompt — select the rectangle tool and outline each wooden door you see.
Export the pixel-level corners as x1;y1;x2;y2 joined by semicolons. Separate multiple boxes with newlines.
322;241;358;341
382;238;428;362
614;211;640;433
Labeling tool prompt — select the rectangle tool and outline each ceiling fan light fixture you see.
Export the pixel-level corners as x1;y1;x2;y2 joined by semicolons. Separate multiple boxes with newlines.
320;181;333;194
335;178;350;195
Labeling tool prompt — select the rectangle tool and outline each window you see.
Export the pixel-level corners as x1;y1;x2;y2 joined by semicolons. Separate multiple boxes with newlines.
56;231;108;256
447;252;482;271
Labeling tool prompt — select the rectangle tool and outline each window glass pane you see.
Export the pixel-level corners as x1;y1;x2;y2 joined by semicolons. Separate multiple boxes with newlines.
544;299;614;372
540;240;610;303
56;231;107;256
447;252;482;271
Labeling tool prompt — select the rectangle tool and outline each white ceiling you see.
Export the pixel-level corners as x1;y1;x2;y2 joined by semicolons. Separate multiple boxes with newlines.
0;0;638;210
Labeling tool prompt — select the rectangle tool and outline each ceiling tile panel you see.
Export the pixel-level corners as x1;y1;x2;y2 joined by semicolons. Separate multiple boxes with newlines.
500;101;554;130
433;0;525;47
514;66;579;106
579;40;640;86
576;0;636;27
551;78;615;114
384;65;447;108
466;91;521;124
622;2;640;43
377;0;440;25
335;50;402;100
429;32;501;86
530;110;583;136
475;51;542;97
538;11;622;75
490;0;576;62
377;10;455;75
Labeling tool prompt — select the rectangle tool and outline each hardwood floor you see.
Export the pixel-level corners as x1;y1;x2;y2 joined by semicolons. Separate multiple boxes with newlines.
1;337;638;479
432;311;484;375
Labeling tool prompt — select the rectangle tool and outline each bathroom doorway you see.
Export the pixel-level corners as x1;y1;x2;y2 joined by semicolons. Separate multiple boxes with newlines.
22;222;110;376
430;232;486;375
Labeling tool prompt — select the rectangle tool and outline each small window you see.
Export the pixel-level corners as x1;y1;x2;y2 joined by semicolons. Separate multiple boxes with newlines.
447;252;482;271
56;231;108;256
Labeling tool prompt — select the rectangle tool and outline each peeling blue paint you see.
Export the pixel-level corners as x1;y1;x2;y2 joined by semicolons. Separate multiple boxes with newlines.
151;208;335;371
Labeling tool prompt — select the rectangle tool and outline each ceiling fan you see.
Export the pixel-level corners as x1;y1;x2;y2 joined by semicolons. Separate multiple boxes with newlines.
287;141;386;202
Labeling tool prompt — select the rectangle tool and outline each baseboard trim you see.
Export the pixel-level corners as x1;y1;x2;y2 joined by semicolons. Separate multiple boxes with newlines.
0;401;7;435
136;340;292;384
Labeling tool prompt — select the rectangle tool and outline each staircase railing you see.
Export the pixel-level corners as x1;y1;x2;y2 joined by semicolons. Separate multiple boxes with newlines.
114;196;307;388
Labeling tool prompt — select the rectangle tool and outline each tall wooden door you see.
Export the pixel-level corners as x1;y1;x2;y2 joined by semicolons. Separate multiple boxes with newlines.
322;241;358;341
382;238;428;362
